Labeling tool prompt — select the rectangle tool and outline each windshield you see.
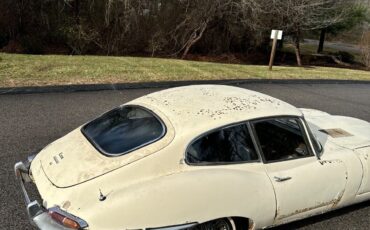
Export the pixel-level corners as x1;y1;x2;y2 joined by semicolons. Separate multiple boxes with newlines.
82;106;166;156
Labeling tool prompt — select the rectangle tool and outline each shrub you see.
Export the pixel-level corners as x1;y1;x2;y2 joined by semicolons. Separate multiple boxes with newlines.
335;51;356;64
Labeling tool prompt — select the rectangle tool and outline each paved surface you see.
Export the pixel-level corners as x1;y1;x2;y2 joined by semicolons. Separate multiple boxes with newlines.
1;83;369;229
304;39;362;54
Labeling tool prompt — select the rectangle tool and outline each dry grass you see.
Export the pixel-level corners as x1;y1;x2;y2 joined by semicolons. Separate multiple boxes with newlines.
0;53;369;87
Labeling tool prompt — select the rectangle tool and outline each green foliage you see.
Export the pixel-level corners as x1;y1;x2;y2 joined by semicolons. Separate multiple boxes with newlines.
327;5;369;35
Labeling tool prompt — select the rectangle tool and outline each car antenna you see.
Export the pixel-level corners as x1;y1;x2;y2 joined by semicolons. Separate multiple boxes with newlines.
99;189;107;201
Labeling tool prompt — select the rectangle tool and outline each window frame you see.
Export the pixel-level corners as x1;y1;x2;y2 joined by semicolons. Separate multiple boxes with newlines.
81;105;167;157
249;116;316;164
185;121;262;166
303;119;324;158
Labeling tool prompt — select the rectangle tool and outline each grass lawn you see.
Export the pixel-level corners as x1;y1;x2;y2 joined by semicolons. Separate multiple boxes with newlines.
0;53;369;87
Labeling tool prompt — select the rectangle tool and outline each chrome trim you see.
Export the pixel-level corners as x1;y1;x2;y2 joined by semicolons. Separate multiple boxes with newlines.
301;118;323;160
14;161;32;204
15;158;88;229
81;105;167;157
27;154;37;164
185;121;262;166
147;222;198;230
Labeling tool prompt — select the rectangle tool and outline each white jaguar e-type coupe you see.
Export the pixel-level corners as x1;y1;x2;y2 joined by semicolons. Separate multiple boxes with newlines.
15;85;370;230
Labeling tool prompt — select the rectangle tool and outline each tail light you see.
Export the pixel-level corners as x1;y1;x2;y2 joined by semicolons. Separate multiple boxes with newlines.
48;207;88;229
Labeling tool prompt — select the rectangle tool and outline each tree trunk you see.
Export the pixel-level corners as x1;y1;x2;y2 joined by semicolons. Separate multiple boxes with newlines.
181;22;208;59
293;35;302;66
317;28;326;53
74;0;80;25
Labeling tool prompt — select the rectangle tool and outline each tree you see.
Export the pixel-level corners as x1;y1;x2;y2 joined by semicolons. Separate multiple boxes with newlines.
240;0;354;65
272;0;353;66
317;4;369;53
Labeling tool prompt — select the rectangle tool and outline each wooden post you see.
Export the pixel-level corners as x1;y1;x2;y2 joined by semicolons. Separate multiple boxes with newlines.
269;31;278;71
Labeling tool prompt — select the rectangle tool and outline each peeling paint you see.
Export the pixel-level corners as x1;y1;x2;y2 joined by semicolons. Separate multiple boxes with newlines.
62;201;71;210
320;128;353;138
277;191;344;220
319;159;342;165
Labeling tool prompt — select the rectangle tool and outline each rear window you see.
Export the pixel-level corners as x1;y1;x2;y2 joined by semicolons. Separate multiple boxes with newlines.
82;106;166;156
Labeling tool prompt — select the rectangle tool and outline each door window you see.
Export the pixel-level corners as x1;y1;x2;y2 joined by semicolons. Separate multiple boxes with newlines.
252;118;313;162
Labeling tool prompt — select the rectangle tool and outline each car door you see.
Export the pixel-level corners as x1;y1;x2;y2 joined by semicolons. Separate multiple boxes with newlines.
251;117;347;224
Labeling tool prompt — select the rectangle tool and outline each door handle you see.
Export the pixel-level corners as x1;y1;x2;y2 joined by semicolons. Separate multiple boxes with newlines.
274;176;292;182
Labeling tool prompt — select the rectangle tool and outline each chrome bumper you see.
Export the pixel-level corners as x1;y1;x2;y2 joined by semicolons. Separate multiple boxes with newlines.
14;159;71;230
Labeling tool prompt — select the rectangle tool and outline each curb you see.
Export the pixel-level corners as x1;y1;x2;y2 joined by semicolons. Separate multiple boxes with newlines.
1;79;370;95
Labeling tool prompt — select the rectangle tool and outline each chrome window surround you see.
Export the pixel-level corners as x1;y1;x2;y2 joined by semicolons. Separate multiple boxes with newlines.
185;121;262;166
185;115;318;166
250;116;316;164
81;105;167;157
301;118;324;159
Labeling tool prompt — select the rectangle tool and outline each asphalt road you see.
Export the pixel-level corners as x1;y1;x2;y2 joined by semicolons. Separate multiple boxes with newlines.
304;39;362;54
1;83;370;230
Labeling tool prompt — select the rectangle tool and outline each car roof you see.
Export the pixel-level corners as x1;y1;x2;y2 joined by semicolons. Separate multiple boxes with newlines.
128;85;302;136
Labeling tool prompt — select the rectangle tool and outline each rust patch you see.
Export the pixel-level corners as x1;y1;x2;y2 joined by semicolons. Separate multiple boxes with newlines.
248;219;255;230
319;159;342;165
277;190;345;220
62;201;71;209
194;95;282;120
320;128;353;138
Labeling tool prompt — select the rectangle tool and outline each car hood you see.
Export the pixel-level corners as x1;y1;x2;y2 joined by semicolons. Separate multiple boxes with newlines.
33;126;175;188
301;108;370;150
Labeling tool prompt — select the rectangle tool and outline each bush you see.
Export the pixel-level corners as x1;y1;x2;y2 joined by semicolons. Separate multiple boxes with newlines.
20;35;44;54
0;34;8;49
335;51;355;64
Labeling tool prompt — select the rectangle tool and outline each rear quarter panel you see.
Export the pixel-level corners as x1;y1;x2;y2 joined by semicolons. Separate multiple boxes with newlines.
32;144;276;230
87;164;276;230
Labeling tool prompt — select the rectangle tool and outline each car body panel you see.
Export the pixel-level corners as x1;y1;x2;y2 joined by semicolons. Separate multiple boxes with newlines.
20;86;370;230
355;147;370;195
32;145;275;229
302;108;370;202
35;106;176;187
265;156;347;225
129;85;302;139
301;108;370;149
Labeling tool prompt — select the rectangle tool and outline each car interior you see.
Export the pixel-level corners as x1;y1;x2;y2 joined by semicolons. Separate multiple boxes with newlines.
187;118;313;164
253;118;312;162
187;124;259;163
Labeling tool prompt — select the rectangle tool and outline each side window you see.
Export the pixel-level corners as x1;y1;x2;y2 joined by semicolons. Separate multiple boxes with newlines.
252;118;313;162
186;123;259;164
305;121;323;155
